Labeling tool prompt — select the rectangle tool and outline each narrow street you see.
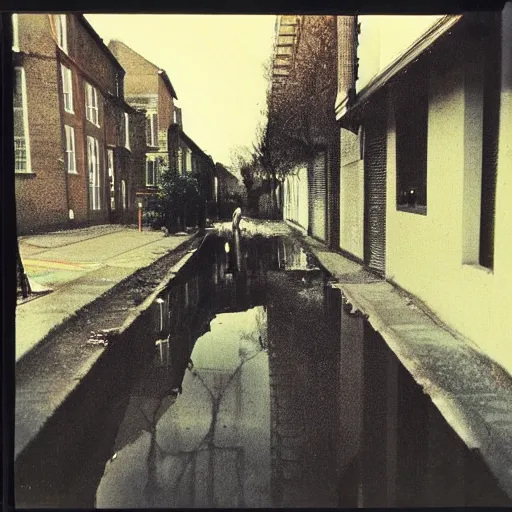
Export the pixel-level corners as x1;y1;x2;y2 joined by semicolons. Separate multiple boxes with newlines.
8;9;512;510
16;226;193;361
14;224;511;508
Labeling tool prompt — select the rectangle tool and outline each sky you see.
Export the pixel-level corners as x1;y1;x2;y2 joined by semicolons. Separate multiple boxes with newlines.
85;14;276;166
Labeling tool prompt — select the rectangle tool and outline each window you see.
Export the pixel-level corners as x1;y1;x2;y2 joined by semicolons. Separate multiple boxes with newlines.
53;14;67;53
395;68;428;212
185;149;192;173
61;64;73;113
87;136;101;210
146;111;158;147
173;106;182;127
13;67;31;173
107;149;115;210
124;112;130;150
64;125;76;173
12;13;19;51
121;180;127;210
85;82;99;126
146;159;158;186
177;148;183;174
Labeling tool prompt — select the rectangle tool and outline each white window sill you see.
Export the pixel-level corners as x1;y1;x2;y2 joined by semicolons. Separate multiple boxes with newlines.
64;108;75;115
68;170;79;175
15;171;35;176
86;119;100;128
462;263;494;276
397;204;427;216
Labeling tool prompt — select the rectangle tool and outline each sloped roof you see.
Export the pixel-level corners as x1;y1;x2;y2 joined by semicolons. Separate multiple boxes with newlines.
108;40;178;99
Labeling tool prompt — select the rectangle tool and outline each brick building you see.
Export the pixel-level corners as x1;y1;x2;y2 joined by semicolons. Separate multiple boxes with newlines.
13;13;146;234
108;40;178;206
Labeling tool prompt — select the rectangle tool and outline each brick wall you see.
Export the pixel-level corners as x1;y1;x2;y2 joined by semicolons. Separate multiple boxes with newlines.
158;74;174;147
14;14;137;233
15;33;68;234
68;16;118;97
108;41;158;97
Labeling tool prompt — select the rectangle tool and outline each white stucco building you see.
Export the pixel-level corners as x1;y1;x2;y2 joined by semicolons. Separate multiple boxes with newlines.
336;8;512;376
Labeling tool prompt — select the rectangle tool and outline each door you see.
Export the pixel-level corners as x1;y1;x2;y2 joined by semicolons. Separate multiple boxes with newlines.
364;119;387;275
310;151;327;242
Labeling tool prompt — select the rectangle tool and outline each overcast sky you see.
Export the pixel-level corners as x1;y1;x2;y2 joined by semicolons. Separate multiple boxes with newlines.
85;14;276;166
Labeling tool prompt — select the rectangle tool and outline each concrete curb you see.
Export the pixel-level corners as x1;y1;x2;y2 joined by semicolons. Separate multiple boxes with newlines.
15;233;203;461
291;224;512;501
16;233;200;366
116;247;199;339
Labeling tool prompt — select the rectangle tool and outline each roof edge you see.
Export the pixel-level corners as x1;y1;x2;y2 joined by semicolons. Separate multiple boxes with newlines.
77;14;125;74
340;14;464;124
158;69;178;100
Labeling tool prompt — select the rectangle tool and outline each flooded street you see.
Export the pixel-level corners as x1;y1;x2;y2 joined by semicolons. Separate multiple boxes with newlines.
95;234;341;508
16;232;510;508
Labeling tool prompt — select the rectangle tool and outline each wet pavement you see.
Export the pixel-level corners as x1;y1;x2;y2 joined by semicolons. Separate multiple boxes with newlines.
15;231;512;508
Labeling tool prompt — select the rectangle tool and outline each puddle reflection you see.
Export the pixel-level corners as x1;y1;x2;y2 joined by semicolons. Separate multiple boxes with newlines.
92;235;510;508
96;236;337;508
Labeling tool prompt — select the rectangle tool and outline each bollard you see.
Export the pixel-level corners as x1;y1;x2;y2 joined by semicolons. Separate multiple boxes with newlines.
138;201;143;232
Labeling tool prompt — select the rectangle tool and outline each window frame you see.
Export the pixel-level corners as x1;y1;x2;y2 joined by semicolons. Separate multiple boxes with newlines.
54;14;68;53
107;148;115;211
395;70;429;214
65;125;76;173
146;158;158;186
12;13;19;52
14;66;32;174
61;64;74;114
146;111;158;147
87;135;101;211
186;149;192;173
121;180;127;210
85;82;100;126
124;112;130;150
177;148;183;174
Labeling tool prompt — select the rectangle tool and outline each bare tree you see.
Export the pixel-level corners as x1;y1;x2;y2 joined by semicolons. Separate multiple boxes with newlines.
251;16;338;219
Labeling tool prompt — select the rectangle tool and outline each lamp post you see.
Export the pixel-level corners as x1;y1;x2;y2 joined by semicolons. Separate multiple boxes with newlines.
138;201;143;232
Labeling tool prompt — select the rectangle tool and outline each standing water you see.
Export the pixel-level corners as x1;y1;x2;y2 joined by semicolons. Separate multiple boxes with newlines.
15;232;511;508
95;234;341;508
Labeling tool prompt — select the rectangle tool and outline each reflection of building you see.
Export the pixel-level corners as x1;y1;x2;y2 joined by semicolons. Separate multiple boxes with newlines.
265;264;341;506
13;14;146;234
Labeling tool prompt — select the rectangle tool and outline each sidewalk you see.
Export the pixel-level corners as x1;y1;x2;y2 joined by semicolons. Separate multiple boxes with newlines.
16;225;194;362
292;228;512;500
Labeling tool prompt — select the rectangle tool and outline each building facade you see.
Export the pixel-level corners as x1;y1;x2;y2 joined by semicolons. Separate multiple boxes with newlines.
108;40;177;207
168;123;216;224
335;9;512;376
13;13;145;234
271;15;339;247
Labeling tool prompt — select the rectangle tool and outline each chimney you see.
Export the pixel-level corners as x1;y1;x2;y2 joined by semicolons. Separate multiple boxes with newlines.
337;16;357;106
